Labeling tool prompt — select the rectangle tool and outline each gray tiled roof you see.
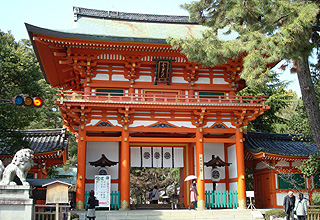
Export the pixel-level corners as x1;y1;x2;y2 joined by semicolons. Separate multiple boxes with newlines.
27;178;73;187
73;6;197;24
0;128;69;155
244;131;317;157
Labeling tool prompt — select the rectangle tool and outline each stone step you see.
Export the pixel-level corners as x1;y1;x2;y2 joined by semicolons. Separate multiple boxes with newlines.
73;209;260;220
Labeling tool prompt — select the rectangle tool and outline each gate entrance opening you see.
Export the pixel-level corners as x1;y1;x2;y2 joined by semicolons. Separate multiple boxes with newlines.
130;167;181;207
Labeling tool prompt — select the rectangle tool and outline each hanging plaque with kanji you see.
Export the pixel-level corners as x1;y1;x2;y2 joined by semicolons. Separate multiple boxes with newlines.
154;59;175;85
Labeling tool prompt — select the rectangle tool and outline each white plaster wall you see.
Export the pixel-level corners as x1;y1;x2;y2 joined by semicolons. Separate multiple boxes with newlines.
255;162;268;170
172;77;187;83
216;183;226;191
229;182;238;192
224;122;234;128
167;121;195;128
86;119;100;126
86;142;119;180
135;75;152;82
195;77;211;84
130;120;156;127
228;144;237;179
292;160;303;167
212;78;229;84
276;161;290;167
205;183;213;191
92;74;109;80
203;143;225;180
108;120;121;126
111;74;127;81
205;122;215;128
205;183;226;192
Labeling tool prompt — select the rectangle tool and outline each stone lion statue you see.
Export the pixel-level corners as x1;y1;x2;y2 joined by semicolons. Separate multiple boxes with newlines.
0;149;34;186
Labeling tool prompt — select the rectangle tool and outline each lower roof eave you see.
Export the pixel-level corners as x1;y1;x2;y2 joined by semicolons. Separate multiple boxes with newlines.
248;151;309;161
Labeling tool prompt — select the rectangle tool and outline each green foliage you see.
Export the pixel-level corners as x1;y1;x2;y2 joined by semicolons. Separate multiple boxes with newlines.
281;98;313;138
70;213;79;219
238;72;295;133
0;31;46;153
0;30;70;160
264;209;286;220
130;167;180;204
312;192;320;205
46;165;60;178
171;0;320;150
298;153;320;178
245;167;254;191
278;173;305;189
170;0;319;87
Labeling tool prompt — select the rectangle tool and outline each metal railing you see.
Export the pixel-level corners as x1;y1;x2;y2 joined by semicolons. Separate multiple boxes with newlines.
57;91;267;106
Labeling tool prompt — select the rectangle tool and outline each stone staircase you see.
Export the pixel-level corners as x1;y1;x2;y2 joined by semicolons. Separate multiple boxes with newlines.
130;204;182;210
73;209;264;220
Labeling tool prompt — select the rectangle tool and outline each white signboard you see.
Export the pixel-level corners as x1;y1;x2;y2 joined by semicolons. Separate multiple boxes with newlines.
246;191;254;198
94;175;111;208
199;154;204;180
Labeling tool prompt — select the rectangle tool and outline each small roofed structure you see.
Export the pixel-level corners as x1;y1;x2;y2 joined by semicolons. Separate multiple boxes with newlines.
205;155;231;168
89;154;118;167
244;131;319;209
0;128;69;179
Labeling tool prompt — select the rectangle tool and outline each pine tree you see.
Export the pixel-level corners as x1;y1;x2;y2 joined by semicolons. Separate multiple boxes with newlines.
169;0;320;150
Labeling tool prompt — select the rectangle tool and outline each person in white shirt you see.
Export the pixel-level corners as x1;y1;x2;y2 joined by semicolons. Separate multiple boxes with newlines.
294;193;308;220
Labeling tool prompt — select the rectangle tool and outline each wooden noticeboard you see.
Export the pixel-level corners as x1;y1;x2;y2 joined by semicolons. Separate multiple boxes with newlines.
43;181;71;204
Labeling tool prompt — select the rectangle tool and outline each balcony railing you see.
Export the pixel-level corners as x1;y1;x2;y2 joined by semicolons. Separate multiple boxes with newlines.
57;91;267;106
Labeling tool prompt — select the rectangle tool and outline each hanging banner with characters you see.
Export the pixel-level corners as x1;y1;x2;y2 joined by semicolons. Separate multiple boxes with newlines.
94;175;111;208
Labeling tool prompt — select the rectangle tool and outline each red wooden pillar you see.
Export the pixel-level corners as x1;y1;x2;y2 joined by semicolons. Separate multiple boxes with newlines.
76;125;87;209
224;143;230;191
236;128;246;208
195;127;205;210
120;127;130;209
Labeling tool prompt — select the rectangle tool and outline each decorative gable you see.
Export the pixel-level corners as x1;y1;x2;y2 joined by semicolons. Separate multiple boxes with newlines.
96;121;113;127
151;122;176;128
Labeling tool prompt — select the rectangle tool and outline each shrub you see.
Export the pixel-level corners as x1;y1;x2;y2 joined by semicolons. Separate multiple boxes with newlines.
312;192;320;205
70;213;79;220
264;209;286;220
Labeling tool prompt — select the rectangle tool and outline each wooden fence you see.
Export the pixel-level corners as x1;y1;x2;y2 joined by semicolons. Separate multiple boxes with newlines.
85;191;120;210
34;204;70;220
307;206;320;220
205;190;238;209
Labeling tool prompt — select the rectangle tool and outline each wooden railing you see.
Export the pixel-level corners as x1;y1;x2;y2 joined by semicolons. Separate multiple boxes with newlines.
307;206;320;220
57;91;267;106
84;190;121;210
205;190;238;209
34;204;70;220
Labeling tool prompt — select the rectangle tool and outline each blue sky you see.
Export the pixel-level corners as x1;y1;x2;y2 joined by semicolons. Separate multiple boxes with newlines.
1;0;301;97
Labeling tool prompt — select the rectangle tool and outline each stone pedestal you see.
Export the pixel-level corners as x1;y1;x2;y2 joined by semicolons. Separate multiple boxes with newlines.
0;185;34;220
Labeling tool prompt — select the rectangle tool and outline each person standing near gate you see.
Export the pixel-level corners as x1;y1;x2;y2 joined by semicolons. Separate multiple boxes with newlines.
294;193;308;220
150;186;160;204
283;191;296;220
87;190;97;220
188;179;198;210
